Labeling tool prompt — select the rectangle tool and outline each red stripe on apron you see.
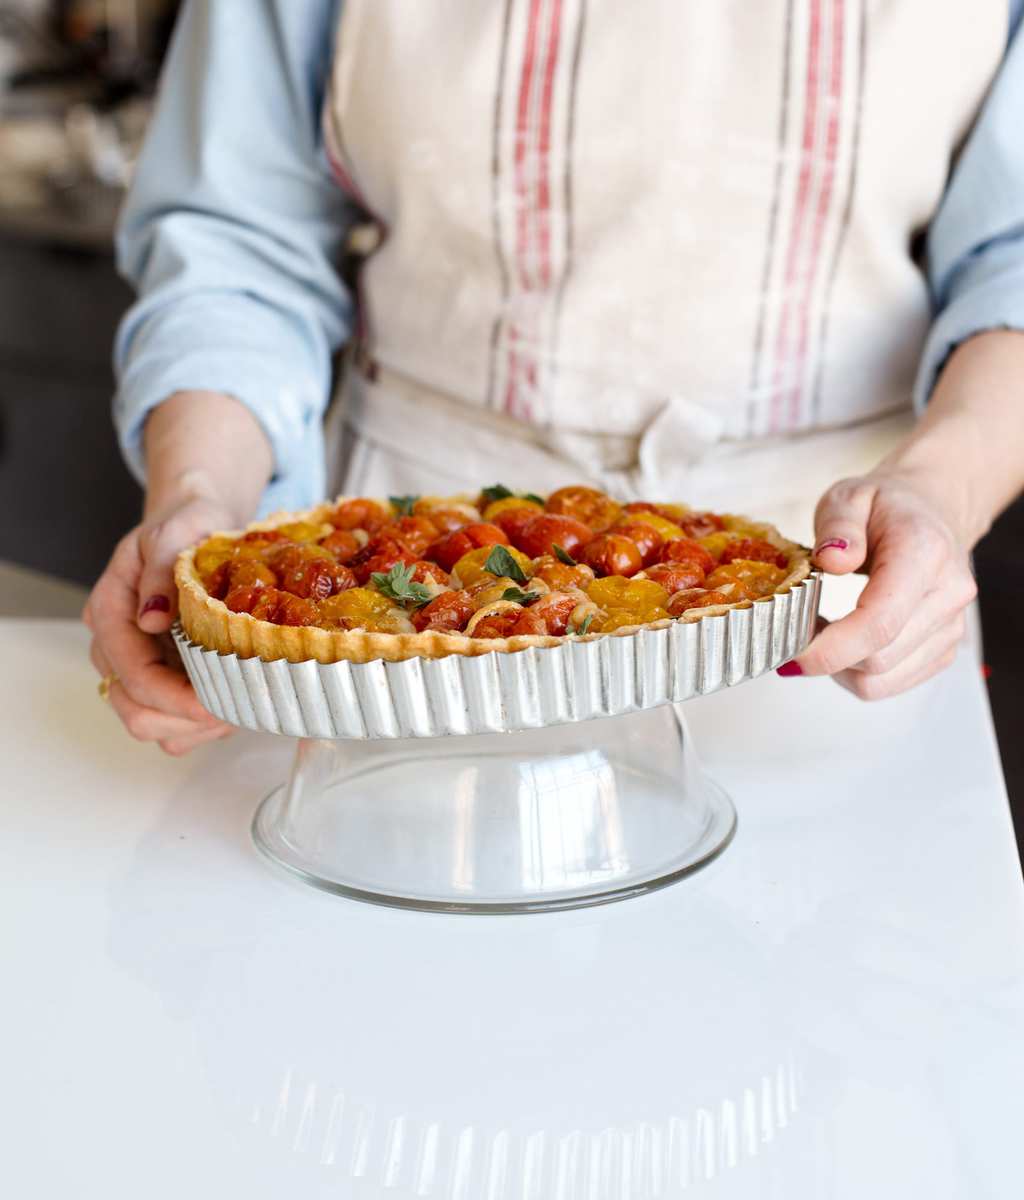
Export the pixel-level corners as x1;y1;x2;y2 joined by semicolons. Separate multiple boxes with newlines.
787;0;844;427
505;0;544;421
769;0;824;433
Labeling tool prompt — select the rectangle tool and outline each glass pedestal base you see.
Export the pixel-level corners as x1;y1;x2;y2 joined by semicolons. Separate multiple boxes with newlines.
252;705;736;913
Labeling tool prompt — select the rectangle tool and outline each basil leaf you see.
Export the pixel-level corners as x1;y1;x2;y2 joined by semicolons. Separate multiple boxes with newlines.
501;587;540;606
370;561;432;607
552;543;577;566
481;484;514;504
522;492;545;507
483;544;528;584
388;494;419;516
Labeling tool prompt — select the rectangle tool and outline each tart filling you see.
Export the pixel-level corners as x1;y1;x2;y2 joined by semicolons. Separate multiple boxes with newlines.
175;486;811;664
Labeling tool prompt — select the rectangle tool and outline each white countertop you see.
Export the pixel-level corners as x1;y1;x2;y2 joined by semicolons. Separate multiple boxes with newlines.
3;619;1023;1199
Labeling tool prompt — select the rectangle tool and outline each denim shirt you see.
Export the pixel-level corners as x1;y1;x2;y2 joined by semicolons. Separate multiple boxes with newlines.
114;0;1024;514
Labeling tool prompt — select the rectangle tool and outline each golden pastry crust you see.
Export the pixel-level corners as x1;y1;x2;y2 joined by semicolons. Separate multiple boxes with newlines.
175;497;811;665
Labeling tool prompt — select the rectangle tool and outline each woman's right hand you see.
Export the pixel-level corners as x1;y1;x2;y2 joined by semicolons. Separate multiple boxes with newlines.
83;493;238;755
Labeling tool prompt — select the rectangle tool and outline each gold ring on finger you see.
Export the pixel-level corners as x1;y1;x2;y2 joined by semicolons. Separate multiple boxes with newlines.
97;671;119;702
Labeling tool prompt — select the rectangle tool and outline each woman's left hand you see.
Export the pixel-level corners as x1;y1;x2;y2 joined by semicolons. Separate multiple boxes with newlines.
784;469;978;699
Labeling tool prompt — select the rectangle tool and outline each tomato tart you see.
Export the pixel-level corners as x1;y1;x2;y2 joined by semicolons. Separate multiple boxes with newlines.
175;486;811;664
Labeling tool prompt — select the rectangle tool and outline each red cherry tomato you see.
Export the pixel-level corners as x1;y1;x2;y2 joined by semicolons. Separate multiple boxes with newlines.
514;514;593;559
319;529;361;563
491;505;544;545
428;523;510;572
545;486;621;532
329;498;391;533
581;533;643;577
658;537;715;574
412;590;475;633
718;537;788;569
612;521;662;566
675;511;725;538
643;562;706;593
666;587;733;616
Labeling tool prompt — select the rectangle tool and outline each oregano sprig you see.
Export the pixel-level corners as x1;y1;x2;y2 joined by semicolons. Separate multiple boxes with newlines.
552;543;577;566
482;544;528;584
370;561;432;607
501;587;540;606
388;494;420;516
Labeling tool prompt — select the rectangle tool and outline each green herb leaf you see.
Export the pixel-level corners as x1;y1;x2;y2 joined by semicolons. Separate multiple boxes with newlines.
480;484;514;505
388;494;420;516
483;544;528;584
552;543;577;566
522;492;545;507
572;613;594;636
501;587;540;606
370;561;433;607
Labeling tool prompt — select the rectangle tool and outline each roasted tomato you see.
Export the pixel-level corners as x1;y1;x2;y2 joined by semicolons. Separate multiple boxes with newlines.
411;590;475;633
328;497;390;533
546;485;621;532
408;560;450;587
642;562;706;594
491;504;546;546
279;557;357;600
531;554;596;593
423;507;478;534
428;522;510;572
514;514;593;559
470;604;551;639
451;544;533;587
224;584;266;614
276;520;331;545
352;546;417;585
250;588;318;626
371;516;437;559
318;587;404;633
481;495;545;524
612;521;662;566
658;537;715;574
319;529;361;563
587;576;671;632
205;558;276;599
233;528;289;561
193;535;237;578
666;587;735;616
718;537;788;569
675;510;725;539
706;560;785;597
527;592;579;636
580;533;643;578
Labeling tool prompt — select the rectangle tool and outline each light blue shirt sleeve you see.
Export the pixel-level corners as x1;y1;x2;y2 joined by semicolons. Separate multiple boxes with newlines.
113;0;354;515
915;3;1024;405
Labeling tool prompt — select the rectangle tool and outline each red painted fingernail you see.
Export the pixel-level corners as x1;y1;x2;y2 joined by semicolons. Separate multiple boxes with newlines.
776;661;804;677
140;594;170;617
814;538;849;554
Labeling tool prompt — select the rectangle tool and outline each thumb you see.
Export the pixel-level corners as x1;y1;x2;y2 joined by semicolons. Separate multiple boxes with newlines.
811;478;876;575
136;520;185;634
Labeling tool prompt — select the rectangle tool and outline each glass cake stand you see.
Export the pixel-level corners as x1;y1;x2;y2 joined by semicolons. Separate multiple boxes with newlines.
251;705;735;913
176;570;821;913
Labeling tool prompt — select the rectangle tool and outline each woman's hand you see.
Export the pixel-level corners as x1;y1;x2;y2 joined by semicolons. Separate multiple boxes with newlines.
784;469;977;699
84;389;275;754
83;492;238;754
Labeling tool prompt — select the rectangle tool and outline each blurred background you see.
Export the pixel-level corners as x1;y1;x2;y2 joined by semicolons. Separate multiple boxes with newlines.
0;0;1019;856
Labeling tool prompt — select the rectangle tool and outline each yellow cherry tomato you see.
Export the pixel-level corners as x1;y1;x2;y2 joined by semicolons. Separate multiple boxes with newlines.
587;575;670;613
624;510;686;542
481;495;545;523
452;544;533;587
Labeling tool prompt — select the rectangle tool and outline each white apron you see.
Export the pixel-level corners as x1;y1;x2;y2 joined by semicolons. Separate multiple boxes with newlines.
321;0;1006;541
